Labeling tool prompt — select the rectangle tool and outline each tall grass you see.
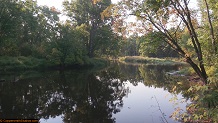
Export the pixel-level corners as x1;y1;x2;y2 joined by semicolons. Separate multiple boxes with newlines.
0;56;109;71
0;56;47;71
119;56;186;66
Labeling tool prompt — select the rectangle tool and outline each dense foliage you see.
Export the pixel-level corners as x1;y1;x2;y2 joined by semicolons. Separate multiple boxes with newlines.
111;0;218;122
0;0;120;68
0;0;218;122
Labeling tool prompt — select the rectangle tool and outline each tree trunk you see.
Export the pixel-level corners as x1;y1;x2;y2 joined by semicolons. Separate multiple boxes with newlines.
88;29;94;58
88;25;96;58
204;0;217;53
88;1;97;58
185;57;208;84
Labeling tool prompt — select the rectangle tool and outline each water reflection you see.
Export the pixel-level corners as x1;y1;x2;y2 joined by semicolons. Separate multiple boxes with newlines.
114;82;187;123
0;62;189;123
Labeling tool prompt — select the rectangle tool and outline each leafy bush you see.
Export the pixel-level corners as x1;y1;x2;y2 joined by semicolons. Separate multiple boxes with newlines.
0;56;46;71
0;56;108;71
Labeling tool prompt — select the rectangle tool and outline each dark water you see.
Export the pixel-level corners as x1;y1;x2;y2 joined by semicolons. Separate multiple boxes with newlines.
0;62;190;123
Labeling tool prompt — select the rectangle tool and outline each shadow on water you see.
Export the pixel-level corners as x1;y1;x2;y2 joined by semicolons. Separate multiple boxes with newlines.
0;62;190;123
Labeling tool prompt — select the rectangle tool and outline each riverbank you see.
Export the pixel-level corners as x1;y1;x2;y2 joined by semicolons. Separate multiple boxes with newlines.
0;56;108;71
119;56;187;66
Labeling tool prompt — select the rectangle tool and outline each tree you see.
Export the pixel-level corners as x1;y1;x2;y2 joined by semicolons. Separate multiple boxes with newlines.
94;25;121;57
198;0;218;65
201;0;217;53
125;34;139;56
63;0;112;57
0;0;61;57
0;0;24;56
117;0;210;84
138;31;178;57
48;23;89;67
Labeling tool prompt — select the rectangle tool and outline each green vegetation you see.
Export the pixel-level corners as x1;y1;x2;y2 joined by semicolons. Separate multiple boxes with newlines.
0;56;46;71
114;0;218;122
1;0;218;122
0;0;114;71
0;56;108;71
119;56;186;66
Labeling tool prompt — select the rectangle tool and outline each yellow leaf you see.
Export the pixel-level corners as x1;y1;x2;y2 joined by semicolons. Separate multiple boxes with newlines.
172;86;177;91
177;82;183;85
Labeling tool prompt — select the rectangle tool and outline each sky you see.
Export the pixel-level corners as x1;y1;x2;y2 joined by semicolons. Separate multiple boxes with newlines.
36;0;121;21
37;0;120;11
36;0;198;22
37;0;64;11
37;0;198;11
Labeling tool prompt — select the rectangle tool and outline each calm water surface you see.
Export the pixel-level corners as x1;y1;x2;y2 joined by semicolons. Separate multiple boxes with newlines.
0;62;190;123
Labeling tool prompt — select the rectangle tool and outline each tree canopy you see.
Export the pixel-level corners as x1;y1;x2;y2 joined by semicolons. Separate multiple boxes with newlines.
0;0;218;122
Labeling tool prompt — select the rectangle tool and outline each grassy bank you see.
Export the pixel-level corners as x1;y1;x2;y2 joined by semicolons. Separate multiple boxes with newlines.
0;56;108;71
119;56;186;66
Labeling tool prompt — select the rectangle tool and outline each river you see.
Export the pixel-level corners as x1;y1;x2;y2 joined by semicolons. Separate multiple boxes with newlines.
0;62;190;123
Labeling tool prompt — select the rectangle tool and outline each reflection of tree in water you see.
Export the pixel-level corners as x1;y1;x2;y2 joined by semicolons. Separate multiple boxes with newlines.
114;63;191;96
139;65;174;86
0;68;129;123
116;62;143;86
138;65;191;95
0;63;192;122
61;70;128;123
